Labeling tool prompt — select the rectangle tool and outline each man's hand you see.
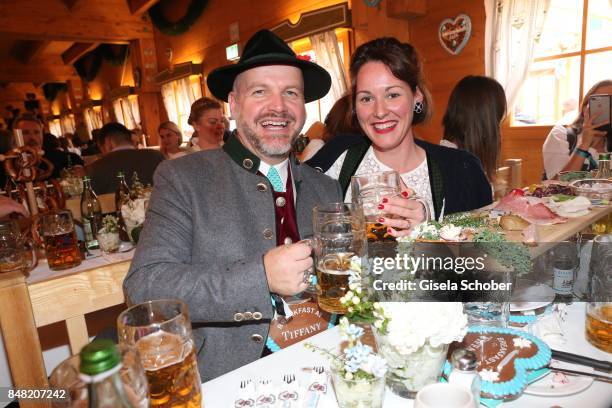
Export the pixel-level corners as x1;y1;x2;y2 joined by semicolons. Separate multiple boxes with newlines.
264;241;312;296
0;196;28;218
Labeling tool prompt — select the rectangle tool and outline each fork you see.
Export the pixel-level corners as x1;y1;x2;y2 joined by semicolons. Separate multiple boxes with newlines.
235;379;254;407
304;366;327;408
279;374;298;408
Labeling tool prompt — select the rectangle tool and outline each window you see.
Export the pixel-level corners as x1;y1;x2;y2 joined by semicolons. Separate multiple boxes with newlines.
84;107;103;136
60;114;75;135
160;75;202;142
512;0;612;126
112;95;140;130
290;28;351;133
49;119;62;137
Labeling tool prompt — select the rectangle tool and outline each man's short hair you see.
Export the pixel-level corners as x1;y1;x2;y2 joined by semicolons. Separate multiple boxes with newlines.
13;113;43;129
99;122;132;145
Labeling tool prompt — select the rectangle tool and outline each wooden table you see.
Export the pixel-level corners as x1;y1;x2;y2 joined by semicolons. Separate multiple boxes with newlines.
0;252;131;408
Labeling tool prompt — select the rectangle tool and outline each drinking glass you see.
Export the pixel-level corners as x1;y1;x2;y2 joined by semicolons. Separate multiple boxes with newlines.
0;219;37;274
312;203;366;314
351;171;401;242
117;299;202;407
586;234;612;352
41;210;82;270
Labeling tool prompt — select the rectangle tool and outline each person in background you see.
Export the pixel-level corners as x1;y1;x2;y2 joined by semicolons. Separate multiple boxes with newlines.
80;128;102;157
187;97;225;152
440;75;507;182
308;37;492;227
13;114;84;179
86;122;164;194
125;29;340;381
130;127;146;149
543;79;612;179
158;121;187;160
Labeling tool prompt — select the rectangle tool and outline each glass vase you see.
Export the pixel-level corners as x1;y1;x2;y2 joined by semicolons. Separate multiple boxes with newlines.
374;330;448;399
330;365;385;408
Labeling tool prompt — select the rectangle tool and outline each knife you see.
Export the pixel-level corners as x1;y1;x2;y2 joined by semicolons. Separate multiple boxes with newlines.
550;366;612;383
551;349;612;373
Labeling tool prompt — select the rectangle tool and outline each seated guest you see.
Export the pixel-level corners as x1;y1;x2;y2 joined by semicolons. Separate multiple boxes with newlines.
13;114;84;179
124;29;340;381
187;97;225;152
543;79;612;179
158;121;187;159
308;38;492;230
441;75;507;181
81;128;103;156
86;122;164;194
130;127;146;149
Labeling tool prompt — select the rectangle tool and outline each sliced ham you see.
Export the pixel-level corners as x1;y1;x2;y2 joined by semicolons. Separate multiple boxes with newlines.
495;191;529;213
495;191;566;225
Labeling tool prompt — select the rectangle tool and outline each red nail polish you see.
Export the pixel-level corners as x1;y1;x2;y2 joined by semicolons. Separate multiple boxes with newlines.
378;204;384;210
387;228;392;234
382;197;388;203
378;217;385;223
402;191;409;198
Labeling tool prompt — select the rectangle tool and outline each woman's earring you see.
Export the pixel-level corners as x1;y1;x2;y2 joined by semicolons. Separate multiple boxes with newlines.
414;101;424;114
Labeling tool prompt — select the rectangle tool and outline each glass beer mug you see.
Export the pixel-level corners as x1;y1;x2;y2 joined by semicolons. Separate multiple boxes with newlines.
0;219;37;274
41;210;82;270
586;234;612;353
117;299;202;408
312;203;367;314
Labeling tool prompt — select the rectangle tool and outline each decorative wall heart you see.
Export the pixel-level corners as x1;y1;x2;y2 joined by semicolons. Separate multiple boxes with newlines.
438;14;472;55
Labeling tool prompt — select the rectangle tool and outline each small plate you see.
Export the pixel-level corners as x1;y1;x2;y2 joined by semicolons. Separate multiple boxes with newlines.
118;241;134;252
524;362;594;397
510;280;555;312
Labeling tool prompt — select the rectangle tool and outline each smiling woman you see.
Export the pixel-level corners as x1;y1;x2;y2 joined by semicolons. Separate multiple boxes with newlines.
308;37;493;228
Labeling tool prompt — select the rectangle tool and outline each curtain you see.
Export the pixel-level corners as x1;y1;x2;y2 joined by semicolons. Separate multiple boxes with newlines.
484;0;551;107
60;114;75;135
120;98;135;130
49;120;62;137
85;107;103;130
161;82;179;125
112;99;124;126
176;77;202;134
129;96;141;129
310;30;348;103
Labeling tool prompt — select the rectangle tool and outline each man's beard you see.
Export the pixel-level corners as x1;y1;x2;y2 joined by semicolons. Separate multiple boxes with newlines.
237;115;300;159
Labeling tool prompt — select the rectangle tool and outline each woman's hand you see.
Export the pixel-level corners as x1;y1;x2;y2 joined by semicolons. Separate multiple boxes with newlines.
377;189;428;238
0;196;28;218
577;109;608;150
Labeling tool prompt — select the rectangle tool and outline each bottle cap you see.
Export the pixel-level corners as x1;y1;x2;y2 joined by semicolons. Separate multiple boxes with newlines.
82;176;90;182
80;339;121;375
451;348;478;371
598;152;610;160
117;171;125;177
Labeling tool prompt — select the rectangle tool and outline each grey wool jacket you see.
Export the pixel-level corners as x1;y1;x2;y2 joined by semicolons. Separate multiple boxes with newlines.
124;135;342;381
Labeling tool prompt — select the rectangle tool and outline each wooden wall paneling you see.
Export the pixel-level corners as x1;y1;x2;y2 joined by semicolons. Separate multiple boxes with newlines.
131;38;162;145
386;0;427;20
352;0;410;46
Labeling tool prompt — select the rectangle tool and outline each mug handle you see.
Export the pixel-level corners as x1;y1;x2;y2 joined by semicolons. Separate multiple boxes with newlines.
23;236;38;272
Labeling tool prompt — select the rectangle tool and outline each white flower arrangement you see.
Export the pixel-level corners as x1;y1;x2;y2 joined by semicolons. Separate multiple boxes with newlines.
339;256;390;331
375;302;468;354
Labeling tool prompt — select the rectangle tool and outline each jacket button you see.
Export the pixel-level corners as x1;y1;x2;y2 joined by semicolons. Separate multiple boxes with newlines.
275;197;286;207
283;237;293;245
256;183;268;192
251;334;264;343
252;312;263;320
233;312;244;322
262;228;273;239
243;311;253;320
243;158;254;169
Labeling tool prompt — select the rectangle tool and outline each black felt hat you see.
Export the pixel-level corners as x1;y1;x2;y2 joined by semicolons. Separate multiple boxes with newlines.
207;30;331;103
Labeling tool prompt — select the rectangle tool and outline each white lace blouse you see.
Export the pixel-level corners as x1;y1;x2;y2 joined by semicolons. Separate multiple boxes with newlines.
325;146;435;216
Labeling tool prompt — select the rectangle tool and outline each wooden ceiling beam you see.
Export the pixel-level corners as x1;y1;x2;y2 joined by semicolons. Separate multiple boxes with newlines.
10;40;51;64
129;0;160;15
62;42;100;65
0;1;153;42
0;60;77;83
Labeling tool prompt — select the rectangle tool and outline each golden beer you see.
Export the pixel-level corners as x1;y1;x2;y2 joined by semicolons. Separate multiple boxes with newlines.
316;252;354;314
137;331;201;408
44;230;82;270
366;221;395;242
586;304;612;353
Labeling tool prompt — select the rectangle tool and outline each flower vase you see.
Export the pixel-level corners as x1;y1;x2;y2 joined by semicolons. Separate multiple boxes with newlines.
97;228;120;253
373;330;449;398
330;365;385;408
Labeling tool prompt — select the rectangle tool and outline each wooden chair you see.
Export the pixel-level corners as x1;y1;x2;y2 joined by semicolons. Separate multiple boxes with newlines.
494;159;523;200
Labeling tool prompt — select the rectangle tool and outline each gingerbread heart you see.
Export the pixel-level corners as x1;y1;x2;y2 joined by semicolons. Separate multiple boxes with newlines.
438;14;472;55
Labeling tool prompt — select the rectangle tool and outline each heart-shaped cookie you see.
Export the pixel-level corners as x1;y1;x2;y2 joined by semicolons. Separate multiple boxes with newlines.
438;14;472;55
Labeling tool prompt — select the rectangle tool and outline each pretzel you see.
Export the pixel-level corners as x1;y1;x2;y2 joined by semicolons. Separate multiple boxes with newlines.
49;178;65;209
4;146;39;182
35;156;54;181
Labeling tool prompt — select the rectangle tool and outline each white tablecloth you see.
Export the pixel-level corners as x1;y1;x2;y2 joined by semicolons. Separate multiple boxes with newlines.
202;302;612;407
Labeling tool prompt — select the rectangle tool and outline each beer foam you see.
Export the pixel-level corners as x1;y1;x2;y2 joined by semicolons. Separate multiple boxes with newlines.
136;331;192;371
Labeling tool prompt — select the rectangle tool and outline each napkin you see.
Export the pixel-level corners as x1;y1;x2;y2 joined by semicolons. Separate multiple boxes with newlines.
530;305;567;346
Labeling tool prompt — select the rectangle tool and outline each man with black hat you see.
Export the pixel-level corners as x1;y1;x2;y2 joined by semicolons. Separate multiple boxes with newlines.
124;30;341;381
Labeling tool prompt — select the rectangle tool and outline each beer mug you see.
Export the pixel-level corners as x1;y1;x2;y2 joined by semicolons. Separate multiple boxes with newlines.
586;234;612;352
351;171;401;242
0;219;37;274
313;203;366;314
41;210;82;270
117;299;202;407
